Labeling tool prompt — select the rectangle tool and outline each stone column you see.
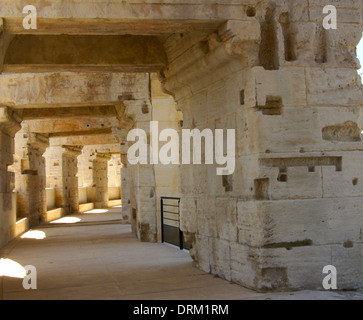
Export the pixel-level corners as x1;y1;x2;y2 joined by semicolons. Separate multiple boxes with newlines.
45;145;82;215
117;100;157;242
112;127;131;223
107;154;121;190
0;106;21;248
76;146;96;207
120;154;131;223
62;145;82;215
93;153;111;208
150;73;182;242
77;146;97;189
14;126;49;226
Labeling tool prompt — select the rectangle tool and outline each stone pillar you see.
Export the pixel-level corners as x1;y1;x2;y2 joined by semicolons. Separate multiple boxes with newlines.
45;145;82;215
112;127;131;223
150;73;182;242
0;106;21;248
107;154;121;190
120;154;131;223
77;146;97;189
117;100;157;242
93;153;111;208
163;6;363;291
14;126;49;226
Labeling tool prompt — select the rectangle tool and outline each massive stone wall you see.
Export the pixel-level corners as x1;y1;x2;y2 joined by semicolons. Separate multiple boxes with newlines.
163;0;363;290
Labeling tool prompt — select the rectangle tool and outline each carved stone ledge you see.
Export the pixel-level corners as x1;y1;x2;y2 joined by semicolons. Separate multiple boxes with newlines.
95;152;112;161
163;19;261;98
26;133;50;153
62;145;83;157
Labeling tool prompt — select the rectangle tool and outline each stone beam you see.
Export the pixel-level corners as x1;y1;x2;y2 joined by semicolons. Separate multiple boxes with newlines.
0;2;245;21
0;72;149;108
24;118;120;134
0;19;15;72
50;134;119;146
3;18;220;36
49;128;112;138
4;35;167;73
22;106;118;120
82;144;121;154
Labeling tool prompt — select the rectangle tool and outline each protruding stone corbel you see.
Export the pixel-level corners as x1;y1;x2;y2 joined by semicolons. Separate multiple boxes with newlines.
0;106;22;136
111;126;128;154
115;103;135;132
26;133;49;154
95;152;112;162
163;19;261;98
62;145;83;158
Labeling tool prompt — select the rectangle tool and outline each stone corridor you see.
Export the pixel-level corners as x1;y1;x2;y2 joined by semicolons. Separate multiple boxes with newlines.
0;0;362;296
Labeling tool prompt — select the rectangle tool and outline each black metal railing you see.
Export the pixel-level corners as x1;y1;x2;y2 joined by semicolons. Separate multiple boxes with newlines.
160;197;184;250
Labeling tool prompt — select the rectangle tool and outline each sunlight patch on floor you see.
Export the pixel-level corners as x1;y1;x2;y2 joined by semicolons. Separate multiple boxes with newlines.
0;259;26;278
50;217;82;224
83;209;109;214
20;230;46;240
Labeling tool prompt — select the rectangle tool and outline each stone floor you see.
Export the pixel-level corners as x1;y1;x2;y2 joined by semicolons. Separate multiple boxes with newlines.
0;206;362;300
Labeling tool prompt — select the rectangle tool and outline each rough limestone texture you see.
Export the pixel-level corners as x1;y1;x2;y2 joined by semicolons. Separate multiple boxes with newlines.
0;0;362;292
